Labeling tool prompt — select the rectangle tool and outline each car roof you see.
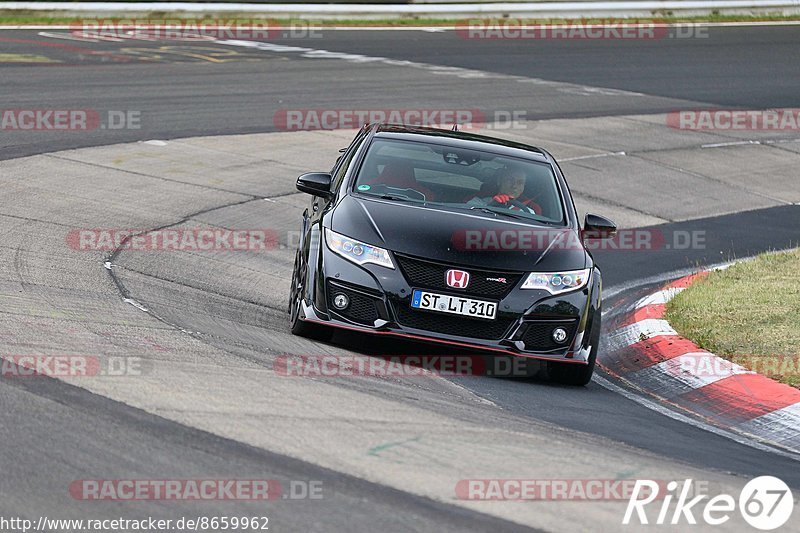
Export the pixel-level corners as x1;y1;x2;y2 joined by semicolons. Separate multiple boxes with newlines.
372;123;550;163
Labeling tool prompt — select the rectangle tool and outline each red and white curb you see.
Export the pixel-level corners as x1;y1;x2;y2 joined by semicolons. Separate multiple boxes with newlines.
602;271;800;453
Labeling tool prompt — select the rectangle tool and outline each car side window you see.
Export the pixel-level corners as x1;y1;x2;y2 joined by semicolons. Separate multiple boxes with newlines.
330;130;369;193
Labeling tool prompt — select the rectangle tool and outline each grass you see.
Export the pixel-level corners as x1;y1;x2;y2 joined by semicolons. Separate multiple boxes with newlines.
666;249;800;388
1;12;800;26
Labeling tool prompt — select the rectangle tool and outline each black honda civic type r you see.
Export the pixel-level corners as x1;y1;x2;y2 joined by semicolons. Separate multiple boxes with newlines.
288;123;617;385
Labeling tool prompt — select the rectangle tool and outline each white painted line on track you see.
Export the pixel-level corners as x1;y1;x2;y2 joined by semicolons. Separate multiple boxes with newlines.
444;380;499;406
123;297;149;312
701;140;761;148
592;374;800;460
598;251;800;458
214;38;648;98
702;138;800;149
603;260;736;300
561;151;626;162
737;402;800;448
634;287;684;307
36;30;100;42
607;319;678;348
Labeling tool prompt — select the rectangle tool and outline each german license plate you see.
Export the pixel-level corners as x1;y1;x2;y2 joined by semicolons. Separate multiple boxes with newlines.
410;290;497;320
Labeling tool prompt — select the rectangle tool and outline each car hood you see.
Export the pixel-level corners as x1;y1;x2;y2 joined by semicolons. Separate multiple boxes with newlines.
330;195;587;272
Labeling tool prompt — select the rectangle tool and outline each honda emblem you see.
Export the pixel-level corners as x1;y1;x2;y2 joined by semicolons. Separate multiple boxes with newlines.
445;269;470;289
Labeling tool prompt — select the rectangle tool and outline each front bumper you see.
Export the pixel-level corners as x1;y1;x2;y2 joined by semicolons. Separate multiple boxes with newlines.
303;247;597;364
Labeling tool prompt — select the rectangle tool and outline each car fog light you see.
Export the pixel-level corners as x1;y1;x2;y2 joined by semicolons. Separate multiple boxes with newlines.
552;327;568;344
333;293;350;310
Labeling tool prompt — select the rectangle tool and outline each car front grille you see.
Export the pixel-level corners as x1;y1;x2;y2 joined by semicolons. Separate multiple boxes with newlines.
395;254;521;298
395;304;515;340
327;281;380;326
521;320;578;351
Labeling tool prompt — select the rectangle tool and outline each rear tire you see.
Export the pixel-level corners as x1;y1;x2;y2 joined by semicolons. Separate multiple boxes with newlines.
548;312;600;386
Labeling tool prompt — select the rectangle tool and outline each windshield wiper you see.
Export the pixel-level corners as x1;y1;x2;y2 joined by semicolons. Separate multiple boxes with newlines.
469;206;529;220
468;206;557;225
373;193;432;206
378;194;409;201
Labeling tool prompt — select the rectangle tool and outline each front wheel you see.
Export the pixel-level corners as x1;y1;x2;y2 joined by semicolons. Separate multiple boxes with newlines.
288;252;333;342
547;313;600;386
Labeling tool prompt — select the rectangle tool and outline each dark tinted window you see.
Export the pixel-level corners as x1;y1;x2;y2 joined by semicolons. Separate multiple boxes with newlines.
330;128;369;192
354;138;564;224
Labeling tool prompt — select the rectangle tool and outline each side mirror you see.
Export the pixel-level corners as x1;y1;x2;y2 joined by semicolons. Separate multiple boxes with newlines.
296;172;333;198
582;213;617;240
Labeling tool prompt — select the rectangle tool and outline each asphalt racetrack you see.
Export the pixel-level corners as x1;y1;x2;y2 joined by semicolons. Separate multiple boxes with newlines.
1;24;799;532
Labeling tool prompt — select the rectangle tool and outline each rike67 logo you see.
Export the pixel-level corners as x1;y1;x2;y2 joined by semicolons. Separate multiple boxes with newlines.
624;477;794;530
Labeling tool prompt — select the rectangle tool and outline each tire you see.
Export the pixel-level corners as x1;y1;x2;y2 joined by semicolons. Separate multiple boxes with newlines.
547;312;601;386
288;251;333;342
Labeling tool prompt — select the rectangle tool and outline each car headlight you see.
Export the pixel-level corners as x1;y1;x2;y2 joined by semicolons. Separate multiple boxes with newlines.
521;269;591;294
325;229;395;269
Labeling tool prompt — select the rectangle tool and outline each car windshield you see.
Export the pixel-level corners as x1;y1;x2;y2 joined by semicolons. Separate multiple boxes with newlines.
353;138;565;225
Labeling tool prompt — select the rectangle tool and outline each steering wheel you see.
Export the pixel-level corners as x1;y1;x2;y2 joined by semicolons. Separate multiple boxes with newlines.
489;198;529;211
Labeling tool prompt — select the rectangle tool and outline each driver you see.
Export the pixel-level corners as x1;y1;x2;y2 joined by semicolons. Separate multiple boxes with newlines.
467;165;542;215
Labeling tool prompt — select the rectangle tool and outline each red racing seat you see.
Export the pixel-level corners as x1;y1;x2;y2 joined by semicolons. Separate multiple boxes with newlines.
366;161;435;201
